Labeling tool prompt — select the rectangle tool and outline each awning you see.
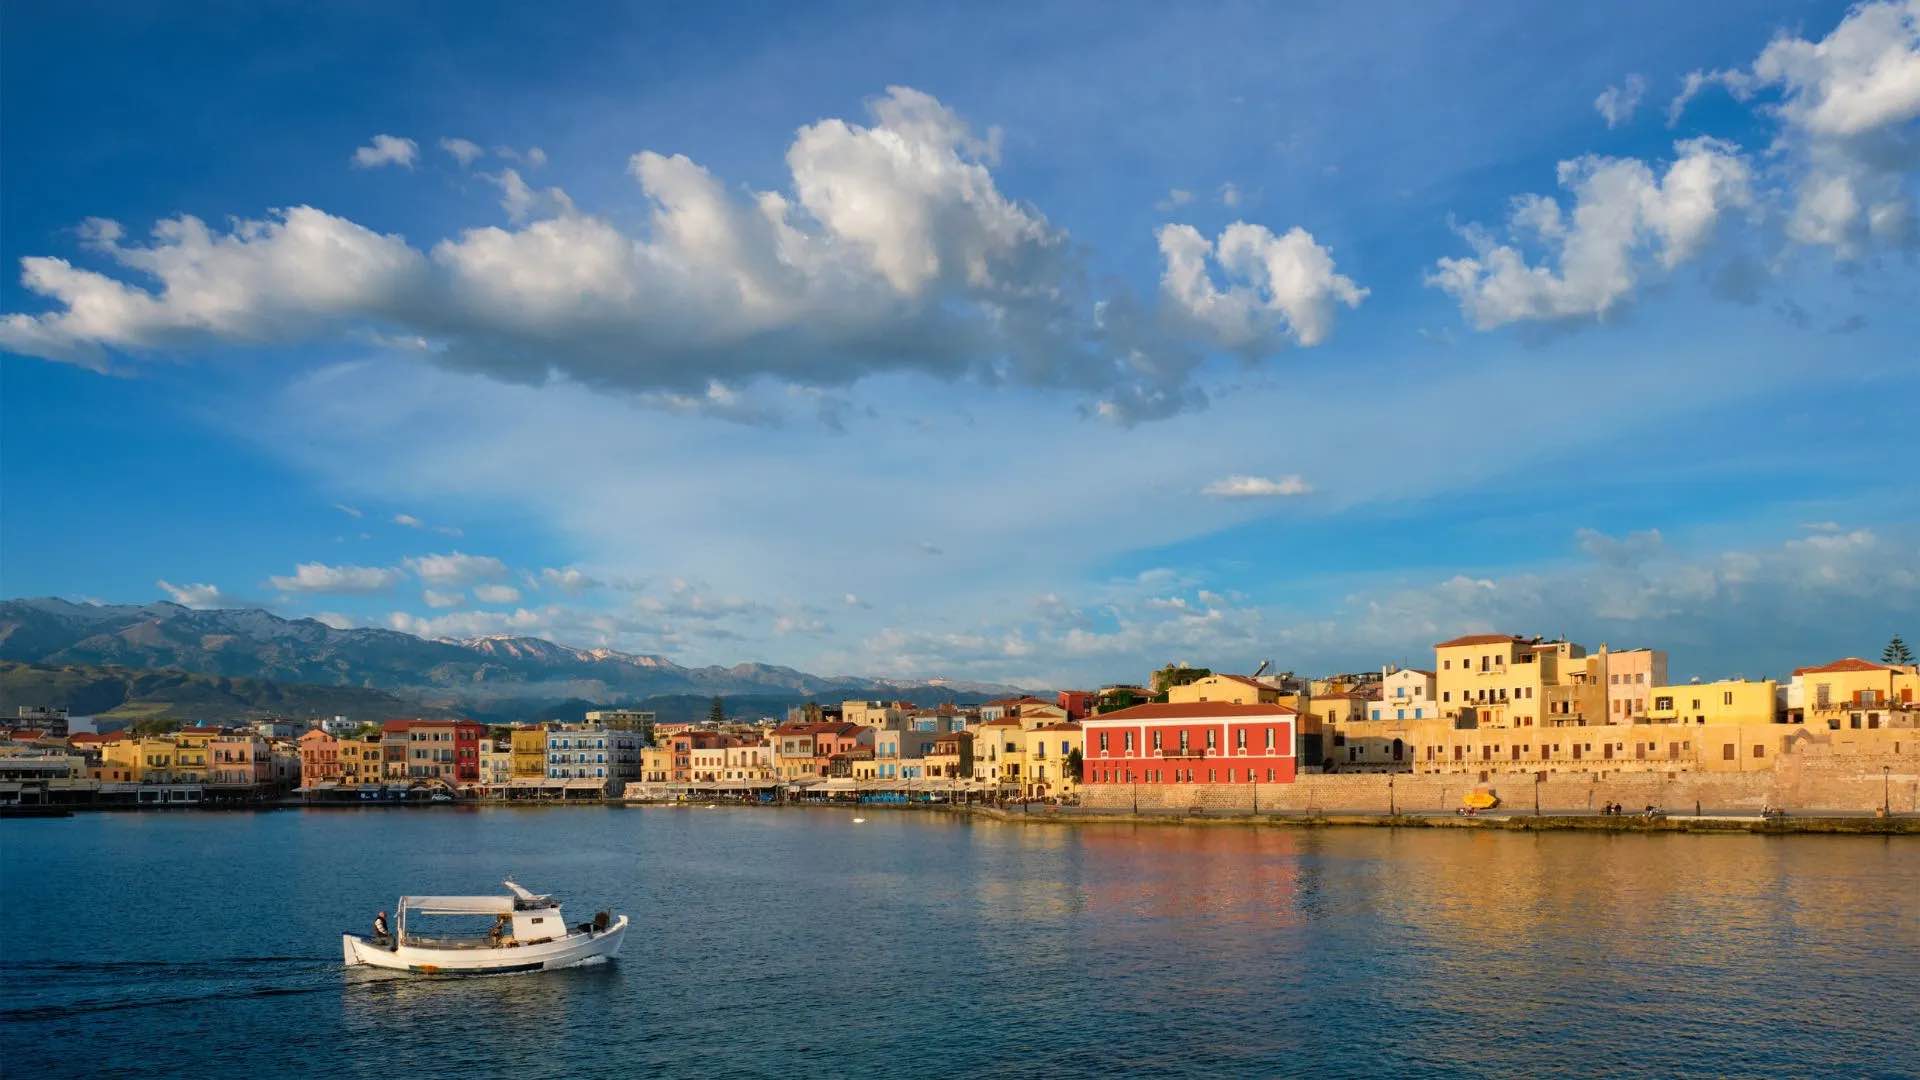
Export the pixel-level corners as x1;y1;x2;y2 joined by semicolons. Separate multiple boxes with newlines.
400;895;513;916
564;779;608;790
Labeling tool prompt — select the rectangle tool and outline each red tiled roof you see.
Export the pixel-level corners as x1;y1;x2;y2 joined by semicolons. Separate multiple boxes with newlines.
1087;701;1297;722
1792;657;1891;676
979;717;1025;727
1212;674;1271;688
1435;633;1523;648
69;732;125;744
1034;722;1082;732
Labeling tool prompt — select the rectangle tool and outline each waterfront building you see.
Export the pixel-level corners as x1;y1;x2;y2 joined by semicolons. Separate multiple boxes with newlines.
208;734;274;789
972;717;1026;791
1015;701;1070;725
382;719;486;788
688;744;729;782
339;735;384;786
510;725;550;778
318;715;360;736
922;730;974;780
1080;702;1299;785
1022;722;1082;799
1434;634;1588;728
297;729;343;785
640;745;672;783
1647;679;1778;726
170;727;224;782
722;741;773;781
480;734;514;786
873;728;941;780
252;717;302;740
546;722;645;795
104;736;180;784
1167;674;1283;706
1790;658;1918;731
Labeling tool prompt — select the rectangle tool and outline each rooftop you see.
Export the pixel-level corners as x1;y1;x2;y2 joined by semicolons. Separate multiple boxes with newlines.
1792;657;1893;676
1088;701;1298;722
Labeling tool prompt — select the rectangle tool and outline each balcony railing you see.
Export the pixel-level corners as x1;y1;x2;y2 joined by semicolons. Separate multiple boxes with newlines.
1160;747;1211;759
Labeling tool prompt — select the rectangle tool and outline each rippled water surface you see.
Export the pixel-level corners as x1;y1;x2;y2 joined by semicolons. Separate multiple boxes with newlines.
2;807;1915;1078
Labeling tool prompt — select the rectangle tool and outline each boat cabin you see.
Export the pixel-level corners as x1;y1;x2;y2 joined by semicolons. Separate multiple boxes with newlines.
395;881;567;948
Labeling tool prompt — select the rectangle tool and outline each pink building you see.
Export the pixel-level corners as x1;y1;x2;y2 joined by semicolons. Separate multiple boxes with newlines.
209;734;275;788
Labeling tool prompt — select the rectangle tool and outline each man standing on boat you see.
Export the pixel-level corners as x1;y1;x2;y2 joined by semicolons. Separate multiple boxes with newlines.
373;910;391;948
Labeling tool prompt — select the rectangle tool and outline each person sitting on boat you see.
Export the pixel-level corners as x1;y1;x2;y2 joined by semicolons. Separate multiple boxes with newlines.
373;911;391;945
490;913;512;946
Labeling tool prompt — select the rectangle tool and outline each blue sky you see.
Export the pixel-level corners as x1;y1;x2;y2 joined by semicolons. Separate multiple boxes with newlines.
3;0;1916;686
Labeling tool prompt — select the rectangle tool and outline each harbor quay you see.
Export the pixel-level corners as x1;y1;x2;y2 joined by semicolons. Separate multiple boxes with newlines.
3;636;1916;823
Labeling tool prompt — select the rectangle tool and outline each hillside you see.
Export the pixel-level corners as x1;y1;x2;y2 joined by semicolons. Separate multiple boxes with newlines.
0;660;444;725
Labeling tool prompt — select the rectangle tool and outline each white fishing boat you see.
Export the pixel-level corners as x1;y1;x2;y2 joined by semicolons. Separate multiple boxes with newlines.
342;880;627;975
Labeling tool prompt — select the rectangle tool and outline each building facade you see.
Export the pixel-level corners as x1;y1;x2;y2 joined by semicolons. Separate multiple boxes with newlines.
1080;702;1298;786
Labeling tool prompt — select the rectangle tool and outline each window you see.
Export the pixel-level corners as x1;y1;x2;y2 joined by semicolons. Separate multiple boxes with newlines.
1265;728;1276;751
1723;743;1735;760
1099;732;1109;752
1236;729;1247;750
1752;744;1765;758
1124;732;1134;753
1178;731;1190;753
1442;691;1450;702
1396;709;1405;721
1205;730;1216;750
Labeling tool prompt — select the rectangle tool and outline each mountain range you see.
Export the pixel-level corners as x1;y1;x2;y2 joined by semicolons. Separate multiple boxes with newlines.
0;598;1030;721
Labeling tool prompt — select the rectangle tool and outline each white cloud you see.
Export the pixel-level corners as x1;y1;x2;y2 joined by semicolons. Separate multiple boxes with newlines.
1201;474;1312;498
540;567;602;593
312;612;357;630
1428;138;1753;328
474;583;523;604
393;513;424;528
843;592;869;608
439;137;484;166
1594;73;1647;128
1157;222;1367;350
1218;181;1243;208
0;207;426;370
1671;0;1920;257
404;551;508;585
351;134;419;170
157;579;226;608
773;613;828;636
1155;188;1194;211
526;147;548;168
267;561;402;593
0;86;1368;422
423;589;465;608
332;503;363;518
1575;526;1665;566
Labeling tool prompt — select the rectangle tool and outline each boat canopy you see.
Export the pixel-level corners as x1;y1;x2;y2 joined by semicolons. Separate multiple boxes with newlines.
399;895;515;916
504;880;557;908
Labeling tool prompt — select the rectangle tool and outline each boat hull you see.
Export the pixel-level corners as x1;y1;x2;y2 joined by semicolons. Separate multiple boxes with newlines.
342;916;627;974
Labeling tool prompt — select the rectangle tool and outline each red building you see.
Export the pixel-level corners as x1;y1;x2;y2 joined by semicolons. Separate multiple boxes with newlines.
382;718;487;787
1057;690;1094;720
1079;701;1298;785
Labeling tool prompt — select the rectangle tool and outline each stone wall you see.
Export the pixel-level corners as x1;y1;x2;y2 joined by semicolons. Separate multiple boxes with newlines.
1079;760;1918;815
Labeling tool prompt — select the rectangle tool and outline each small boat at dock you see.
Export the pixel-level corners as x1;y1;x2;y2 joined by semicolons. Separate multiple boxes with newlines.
342;880;627;975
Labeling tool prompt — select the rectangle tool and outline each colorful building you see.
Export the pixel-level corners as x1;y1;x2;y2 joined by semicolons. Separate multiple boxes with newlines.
1080;702;1298;785
1791;658;1919;730
1647;679;1778;726
510;725;550;778
1022;722;1082;799
1167;674;1283;706
297;728;343;785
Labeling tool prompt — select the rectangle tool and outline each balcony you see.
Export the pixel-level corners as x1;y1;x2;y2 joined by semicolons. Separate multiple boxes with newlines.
1160;747;1211;759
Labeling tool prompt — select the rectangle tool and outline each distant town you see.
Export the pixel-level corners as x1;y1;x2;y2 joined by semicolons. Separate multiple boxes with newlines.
2;633;1914;816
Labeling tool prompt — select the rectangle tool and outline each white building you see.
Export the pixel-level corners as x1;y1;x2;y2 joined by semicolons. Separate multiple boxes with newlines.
1368;667;1441;723
545;723;645;795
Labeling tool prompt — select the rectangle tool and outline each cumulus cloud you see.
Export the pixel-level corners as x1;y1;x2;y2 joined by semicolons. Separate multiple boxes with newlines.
1155;188;1194;211
439;137;484;166
1595;73;1648;128
473;583;523;604
404;551;508;585
1201;473;1312;498
1157;223;1367;350
1428;138;1753;328
267;561;402;593
1671;0;1920;257
351;134;419;170
1576;526;1665;566
422;589;464;608
157;579;227;608
1;86;1362;422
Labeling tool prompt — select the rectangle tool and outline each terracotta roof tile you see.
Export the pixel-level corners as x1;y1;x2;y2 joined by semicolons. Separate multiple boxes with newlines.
1792;657;1891;676
1086;701;1297;722
1435;633;1524;648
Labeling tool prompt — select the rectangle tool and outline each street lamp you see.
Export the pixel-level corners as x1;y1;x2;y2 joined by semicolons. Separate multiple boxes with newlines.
1885;765;1892;816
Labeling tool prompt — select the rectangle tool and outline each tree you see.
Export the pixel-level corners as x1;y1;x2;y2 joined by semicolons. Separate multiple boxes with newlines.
1064;747;1084;784
707;695;726;724
1885;634;1915;666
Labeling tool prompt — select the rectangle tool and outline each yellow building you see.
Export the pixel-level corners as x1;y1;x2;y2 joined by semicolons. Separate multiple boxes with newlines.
1647;679;1777;726
1434;634;1586;728
1334;715;1805;774
1793;658;1919;731
1166;674;1281;706
640;745;672;783
510;726;550;778
1022;722;1082;799
339;736;384;786
171;727;223;782
104;736;181;783
972;718;1026;791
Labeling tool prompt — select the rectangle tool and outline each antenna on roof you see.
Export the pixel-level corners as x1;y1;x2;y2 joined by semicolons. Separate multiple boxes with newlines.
1252;659;1270;678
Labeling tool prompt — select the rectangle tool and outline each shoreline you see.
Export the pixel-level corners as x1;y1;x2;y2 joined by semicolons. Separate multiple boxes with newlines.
9;798;1915;834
